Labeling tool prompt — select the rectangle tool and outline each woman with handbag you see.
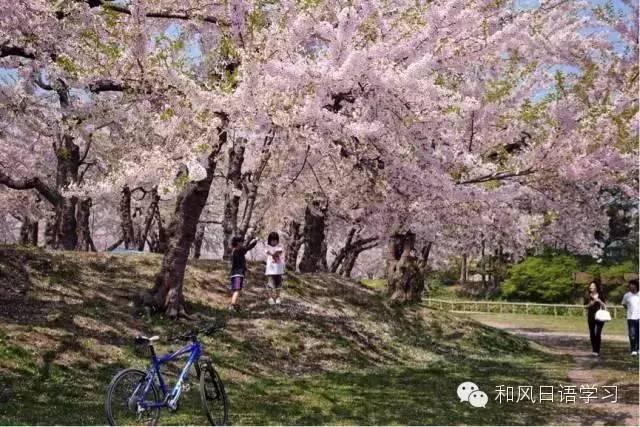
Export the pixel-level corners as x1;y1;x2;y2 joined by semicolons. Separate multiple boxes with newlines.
584;281;608;356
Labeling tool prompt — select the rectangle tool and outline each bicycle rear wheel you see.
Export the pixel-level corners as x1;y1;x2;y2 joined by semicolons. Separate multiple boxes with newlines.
105;368;161;426
199;363;229;425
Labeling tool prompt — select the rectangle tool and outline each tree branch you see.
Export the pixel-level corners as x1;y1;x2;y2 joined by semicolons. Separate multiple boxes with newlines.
131;186;151;200
87;79;126;93
106;237;123;251
79;137;93;164
457;168;537;185
0;170;62;205
198;220;222;224
84;1;229;26
281;144;310;196
0;44;35;59
78;161;96;184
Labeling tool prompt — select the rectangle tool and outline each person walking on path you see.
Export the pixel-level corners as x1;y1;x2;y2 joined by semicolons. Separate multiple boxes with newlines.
621;278;640;356
228;236;257;311
584;281;606;356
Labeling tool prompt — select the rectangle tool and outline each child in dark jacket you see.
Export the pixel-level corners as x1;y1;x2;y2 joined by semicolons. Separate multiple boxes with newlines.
228;236;257;311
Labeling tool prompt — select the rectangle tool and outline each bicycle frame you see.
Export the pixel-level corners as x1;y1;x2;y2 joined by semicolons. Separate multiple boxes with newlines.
135;339;202;410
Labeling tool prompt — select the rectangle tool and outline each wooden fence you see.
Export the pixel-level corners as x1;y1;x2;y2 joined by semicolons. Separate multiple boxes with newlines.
424;298;626;319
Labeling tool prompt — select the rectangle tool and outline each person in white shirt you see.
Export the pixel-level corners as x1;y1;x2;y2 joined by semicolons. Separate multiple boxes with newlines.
265;232;285;305
621;279;640;356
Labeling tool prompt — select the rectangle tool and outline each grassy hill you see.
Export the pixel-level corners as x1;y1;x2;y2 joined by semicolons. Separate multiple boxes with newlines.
0;246;590;425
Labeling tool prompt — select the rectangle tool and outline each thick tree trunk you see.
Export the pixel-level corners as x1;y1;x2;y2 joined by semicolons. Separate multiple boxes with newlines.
298;197;328;273
19;217;38;246
221;138;246;260
75;197;96;251
148;172;215;317
385;232;425;302
285;220;303;271
54;135;80;250
146;119;226;318
57;197;78;250
120;185;135;249
193;223;205;259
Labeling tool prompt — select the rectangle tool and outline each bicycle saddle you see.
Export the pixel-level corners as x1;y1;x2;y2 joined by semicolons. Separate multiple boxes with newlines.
135;335;160;345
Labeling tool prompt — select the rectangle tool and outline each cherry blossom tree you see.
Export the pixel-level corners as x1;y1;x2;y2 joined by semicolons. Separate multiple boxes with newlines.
0;0;636;315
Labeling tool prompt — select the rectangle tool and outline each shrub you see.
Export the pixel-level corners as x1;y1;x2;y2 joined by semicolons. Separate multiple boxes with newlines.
501;252;637;303
501;255;579;303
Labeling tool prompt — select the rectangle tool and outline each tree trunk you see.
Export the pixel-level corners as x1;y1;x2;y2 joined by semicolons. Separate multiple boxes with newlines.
330;228;357;273
54;135;80;250
148;206;168;254
146;118;227;318
298;197;328;273
156;207;168;253
338;240;378;278
137;187;160;251
339;250;358;277
120;185;135;249
285;220;303;271
75;197;96;251
319;240;329;271
331;228;378;277
221;138;246;260
148;171;216;317
56;197;78;250
193;223;205;259
44;211;57;248
481;239;486;288
19;217;38;246
385;232;425;302
459;253;467;283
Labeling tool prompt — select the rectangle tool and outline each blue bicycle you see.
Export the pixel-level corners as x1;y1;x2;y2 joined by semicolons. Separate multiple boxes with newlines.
105;324;228;426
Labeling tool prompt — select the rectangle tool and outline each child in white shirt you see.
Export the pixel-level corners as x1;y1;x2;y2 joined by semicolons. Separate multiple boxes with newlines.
265;232;285;305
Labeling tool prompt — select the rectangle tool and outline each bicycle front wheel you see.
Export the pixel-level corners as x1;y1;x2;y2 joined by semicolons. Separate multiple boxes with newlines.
105;368;161;426
199;363;229;425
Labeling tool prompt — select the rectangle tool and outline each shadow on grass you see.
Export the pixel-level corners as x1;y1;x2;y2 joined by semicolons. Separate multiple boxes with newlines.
227;360;567;425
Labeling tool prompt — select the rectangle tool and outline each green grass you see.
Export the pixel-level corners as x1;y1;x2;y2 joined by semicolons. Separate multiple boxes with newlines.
359;278;386;290
466;312;628;336
0;321;576;425
227;359;570;425
0;246;634;425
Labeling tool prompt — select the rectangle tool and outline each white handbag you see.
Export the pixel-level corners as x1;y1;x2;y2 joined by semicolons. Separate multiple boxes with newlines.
595;304;612;322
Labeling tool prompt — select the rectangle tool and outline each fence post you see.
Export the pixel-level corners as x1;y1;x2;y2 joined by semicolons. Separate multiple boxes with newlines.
525;303;529;314
613;306;617;319
554;306;557;316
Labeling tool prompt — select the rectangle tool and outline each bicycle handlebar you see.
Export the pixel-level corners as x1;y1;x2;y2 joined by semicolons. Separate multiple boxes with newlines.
171;322;226;342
